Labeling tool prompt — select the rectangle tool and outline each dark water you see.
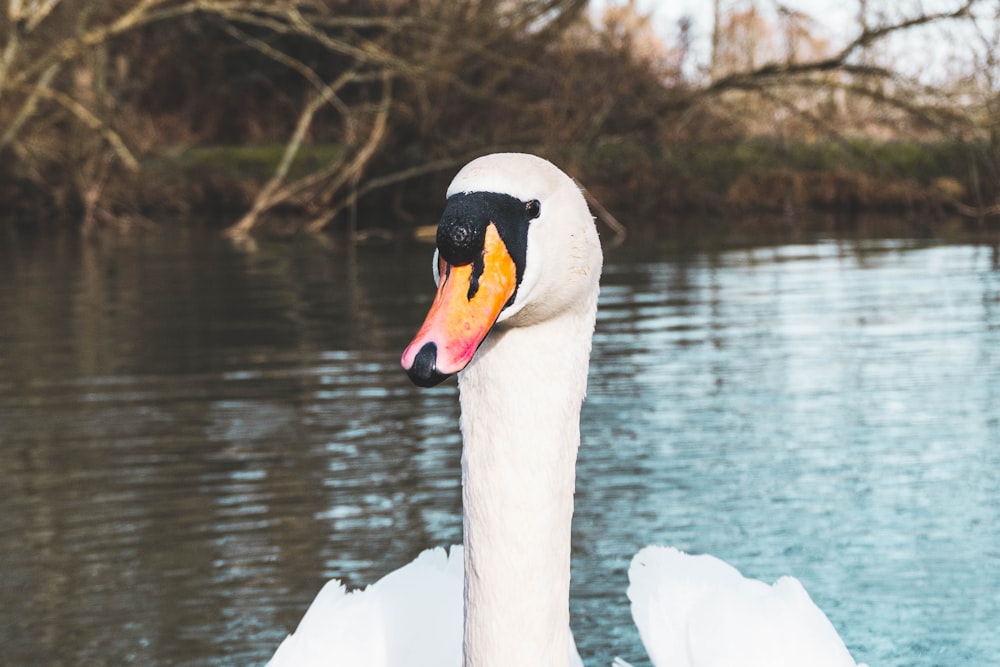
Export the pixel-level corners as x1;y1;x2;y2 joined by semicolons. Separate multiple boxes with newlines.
1;231;997;666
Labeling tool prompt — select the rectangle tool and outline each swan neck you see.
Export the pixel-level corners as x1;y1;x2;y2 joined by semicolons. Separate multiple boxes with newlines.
458;312;592;667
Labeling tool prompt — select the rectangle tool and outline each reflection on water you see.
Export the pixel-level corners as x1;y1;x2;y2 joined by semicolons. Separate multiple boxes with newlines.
0;232;997;666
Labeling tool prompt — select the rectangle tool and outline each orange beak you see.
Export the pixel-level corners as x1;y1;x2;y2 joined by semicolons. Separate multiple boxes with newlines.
401;223;518;387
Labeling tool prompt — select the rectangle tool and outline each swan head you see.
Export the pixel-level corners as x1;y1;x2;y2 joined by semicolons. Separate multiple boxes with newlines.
401;153;602;387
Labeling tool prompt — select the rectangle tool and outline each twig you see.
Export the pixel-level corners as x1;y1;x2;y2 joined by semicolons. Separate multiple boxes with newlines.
580;184;627;247
220;22;357;141
706;0;976;94
306;72;393;234
225;68;360;237
315;144;538;236
23;80;140;171
0;22;21;103
0;63;60;151
954;201;1000;217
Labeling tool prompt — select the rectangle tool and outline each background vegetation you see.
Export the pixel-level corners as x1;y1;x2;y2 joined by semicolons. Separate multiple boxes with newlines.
1;0;998;239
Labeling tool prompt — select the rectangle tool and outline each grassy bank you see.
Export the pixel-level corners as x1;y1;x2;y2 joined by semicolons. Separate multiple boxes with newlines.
569;137;998;242
577;138;988;212
128;138;998;239
8;138;991;238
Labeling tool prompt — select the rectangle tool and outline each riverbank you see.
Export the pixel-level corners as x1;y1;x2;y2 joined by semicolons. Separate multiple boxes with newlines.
573;138;997;237
3;138;997;240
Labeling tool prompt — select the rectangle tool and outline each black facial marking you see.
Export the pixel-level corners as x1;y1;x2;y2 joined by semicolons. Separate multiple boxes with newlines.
467;253;485;300
436;192;535;296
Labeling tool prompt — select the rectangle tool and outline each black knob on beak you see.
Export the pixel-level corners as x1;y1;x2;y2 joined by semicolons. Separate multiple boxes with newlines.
437;211;486;266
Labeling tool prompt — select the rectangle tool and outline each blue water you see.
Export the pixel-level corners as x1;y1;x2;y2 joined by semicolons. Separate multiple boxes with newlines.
0;234;997;666
577;241;1000;665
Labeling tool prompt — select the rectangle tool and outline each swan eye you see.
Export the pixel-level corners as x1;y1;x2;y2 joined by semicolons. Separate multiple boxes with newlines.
525;199;540;219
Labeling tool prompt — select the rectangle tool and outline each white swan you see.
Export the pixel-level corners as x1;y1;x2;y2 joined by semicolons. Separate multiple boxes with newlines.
267;153;863;667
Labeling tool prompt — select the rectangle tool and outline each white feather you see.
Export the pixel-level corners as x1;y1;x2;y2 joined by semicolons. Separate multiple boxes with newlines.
624;546;866;667
267;546;464;667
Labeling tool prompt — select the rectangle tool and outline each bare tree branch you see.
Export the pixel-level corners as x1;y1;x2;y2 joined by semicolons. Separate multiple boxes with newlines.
707;0;976;93
19;78;141;171
306;72;393;234
0;63;59;151
225;66;362;237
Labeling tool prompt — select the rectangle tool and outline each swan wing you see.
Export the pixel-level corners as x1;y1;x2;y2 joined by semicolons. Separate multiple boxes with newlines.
626;546;862;667
268;545;464;667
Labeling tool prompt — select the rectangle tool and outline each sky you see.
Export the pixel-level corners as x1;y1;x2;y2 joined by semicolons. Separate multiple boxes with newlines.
590;0;855;70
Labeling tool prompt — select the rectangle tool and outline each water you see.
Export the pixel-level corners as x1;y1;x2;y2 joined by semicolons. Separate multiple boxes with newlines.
0;231;997;666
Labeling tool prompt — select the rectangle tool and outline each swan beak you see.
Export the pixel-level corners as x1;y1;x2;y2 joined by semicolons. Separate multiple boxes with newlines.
402;223;518;387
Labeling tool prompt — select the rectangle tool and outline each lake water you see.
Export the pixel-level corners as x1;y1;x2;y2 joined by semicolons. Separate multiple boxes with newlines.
1;230;998;666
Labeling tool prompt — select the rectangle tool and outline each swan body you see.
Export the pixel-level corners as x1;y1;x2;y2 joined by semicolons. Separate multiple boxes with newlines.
267;544;583;667
268;153;863;667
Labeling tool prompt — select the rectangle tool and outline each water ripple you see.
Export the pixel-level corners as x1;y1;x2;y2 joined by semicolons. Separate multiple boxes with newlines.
0;235;997;666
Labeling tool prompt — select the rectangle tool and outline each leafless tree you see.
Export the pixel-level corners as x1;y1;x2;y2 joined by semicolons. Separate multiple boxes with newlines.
1;0;997;233
0;0;589;233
